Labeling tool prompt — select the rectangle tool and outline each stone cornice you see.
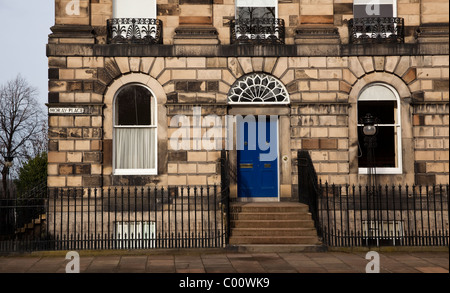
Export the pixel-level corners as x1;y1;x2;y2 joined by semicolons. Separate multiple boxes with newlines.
47;42;449;58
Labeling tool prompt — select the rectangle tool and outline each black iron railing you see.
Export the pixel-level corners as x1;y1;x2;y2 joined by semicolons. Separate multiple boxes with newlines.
220;150;231;243
318;183;449;247
297;151;449;247
297;150;321;237
230;18;285;44
107;18;163;44
0;185;229;252
348;17;405;44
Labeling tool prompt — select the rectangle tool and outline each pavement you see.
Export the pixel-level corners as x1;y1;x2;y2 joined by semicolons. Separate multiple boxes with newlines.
0;249;448;274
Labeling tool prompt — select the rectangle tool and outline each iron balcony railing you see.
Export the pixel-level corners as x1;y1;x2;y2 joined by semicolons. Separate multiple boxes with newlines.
348;17;405;44
230;18;285;44
107;18;163;44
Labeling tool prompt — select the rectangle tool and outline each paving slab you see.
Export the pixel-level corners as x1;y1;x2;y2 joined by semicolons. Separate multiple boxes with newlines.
0;250;447;274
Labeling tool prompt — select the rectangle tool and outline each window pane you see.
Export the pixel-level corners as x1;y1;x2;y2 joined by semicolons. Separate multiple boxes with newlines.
115;128;156;170
353;0;394;18
236;0;277;7
358;84;397;101
114;0;156;18
358;126;396;168
358;101;396;124
117;86;152;126
237;7;275;19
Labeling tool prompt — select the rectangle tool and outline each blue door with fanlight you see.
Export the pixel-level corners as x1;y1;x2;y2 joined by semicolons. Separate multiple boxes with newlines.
237;116;278;198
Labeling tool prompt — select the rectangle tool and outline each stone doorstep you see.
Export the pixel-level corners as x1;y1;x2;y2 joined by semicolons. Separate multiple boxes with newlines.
231;220;316;229
229;236;320;245
230;202;310;213
230;244;328;253
229;202;322;248
232;212;313;221
231;227;318;237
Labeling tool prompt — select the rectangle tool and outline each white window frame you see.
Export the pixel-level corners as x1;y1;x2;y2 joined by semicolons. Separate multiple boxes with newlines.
113;83;158;176
357;83;403;175
113;0;157;19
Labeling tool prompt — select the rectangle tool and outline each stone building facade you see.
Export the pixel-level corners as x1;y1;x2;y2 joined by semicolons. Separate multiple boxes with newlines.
47;0;449;202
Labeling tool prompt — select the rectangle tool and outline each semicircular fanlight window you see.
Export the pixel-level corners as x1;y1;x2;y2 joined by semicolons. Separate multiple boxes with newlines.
228;73;290;104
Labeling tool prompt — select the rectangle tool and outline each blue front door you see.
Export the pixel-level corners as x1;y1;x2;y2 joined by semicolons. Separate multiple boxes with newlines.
237;116;278;198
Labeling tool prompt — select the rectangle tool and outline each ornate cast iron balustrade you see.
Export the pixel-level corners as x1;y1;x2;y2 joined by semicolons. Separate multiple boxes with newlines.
230;18;285;45
107;18;163;44
348;17;404;44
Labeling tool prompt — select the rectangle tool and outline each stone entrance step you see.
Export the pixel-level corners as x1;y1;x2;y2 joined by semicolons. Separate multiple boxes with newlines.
229;202;322;247
229;244;328;253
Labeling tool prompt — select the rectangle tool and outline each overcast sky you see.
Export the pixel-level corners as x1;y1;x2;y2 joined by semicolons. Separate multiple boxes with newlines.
0;0;54;109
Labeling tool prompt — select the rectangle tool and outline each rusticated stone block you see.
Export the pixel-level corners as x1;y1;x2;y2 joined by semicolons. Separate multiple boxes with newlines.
93;81;107;95
302;139;320;150
168;151;188;162
68;81;83;92
333;3;352;14
48;176;66;188
75;164;91;175
49;128;67;138
103;139;112;167
188;81;205;92
83;176;102;187
434;80;449;91
67;152;82;163
48;140;59;152
157;4;181;16
91;140;102;151
49;81;67;92
207;81;219;92
175;81;188;91
83;152;102;163
83;128;102;138
48;92;59;103
167;92;178;103
48;68;59;79
413;114;425;126
415;174;436;186
319;139;338;150
104;57;121;79
402;67;417;84
48;152;66;163
48;57;67;68
414;162;427;173
339;81;352;93
59;164;73;175
67;128;83;138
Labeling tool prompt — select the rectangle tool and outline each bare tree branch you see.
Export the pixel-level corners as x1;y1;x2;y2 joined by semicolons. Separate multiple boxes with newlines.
0;75;46;196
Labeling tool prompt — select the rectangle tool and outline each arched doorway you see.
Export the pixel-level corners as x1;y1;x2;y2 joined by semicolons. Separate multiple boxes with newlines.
227;73;290;200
